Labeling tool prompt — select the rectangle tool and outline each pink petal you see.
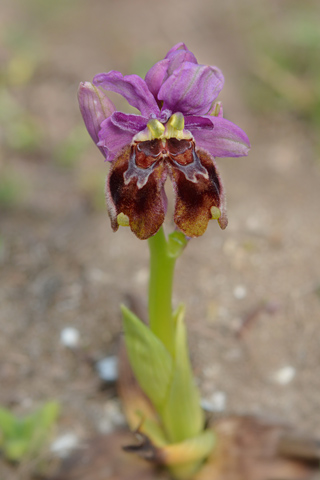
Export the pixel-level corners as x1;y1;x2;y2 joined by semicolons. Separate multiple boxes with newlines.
158;63;224;116
190;116;251;158
93;71;160;117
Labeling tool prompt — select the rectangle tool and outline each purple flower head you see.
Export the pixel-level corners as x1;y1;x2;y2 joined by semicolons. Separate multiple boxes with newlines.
78;43;250;240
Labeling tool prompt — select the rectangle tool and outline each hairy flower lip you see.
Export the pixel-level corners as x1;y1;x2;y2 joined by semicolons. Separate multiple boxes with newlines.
105;138;227;239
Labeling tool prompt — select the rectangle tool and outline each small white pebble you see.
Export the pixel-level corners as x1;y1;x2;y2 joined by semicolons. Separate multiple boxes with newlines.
51;433;79;457
60;327;80;348
98;400;126;434
210;391;226;411
104;400;125;427
96;356;118;382
233;285;247;299
201;391;226;412
272;366;296;385
201;398;215;412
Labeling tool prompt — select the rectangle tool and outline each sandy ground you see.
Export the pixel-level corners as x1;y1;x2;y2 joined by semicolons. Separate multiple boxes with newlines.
0;0;320;478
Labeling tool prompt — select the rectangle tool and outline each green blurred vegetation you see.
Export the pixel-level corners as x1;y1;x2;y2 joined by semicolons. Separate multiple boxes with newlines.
0;401;59;463
0;167;27;209
245;5;320;128
0;89;43;156
53;125;91;169
0;88;38;209
0;1;94;213
77;164;107;211
0;19;44;157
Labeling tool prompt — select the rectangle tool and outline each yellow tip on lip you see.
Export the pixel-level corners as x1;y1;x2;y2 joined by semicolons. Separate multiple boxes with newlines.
117;212;130;226
210;206;221;220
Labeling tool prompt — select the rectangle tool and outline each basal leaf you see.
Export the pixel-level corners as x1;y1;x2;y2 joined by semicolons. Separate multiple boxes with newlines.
162;307;204;443
121;305;173;412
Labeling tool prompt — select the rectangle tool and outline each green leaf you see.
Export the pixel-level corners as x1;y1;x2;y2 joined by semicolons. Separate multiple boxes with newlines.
0;407;17;441
33;401;60;430
134;411;168;447
121;305;173;412
165;429;215;480
23;401;59;454
4;439;29;462
162;307;204;443
172;303;186;327
162;428;215;465
0;402;59;461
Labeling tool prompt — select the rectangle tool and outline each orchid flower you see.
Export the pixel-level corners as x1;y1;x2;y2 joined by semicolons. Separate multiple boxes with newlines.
78;43;250;240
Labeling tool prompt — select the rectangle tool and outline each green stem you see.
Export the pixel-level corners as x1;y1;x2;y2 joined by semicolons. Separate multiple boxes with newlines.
148;227;176;356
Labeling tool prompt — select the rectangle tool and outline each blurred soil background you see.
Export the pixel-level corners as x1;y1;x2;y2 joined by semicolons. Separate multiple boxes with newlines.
0;0;320;478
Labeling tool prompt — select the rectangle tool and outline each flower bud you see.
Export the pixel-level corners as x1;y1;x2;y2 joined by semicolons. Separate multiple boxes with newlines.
77;82;115;156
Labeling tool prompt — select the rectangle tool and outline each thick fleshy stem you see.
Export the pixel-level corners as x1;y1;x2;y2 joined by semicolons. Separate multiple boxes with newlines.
148;227;176;356
147;227;188;356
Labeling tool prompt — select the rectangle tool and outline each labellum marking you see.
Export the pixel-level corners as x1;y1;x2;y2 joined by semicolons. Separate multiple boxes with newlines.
124;138;209;189
106;138;226;239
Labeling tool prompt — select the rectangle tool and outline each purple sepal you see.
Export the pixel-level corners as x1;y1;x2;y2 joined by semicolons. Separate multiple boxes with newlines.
158;63;224;116
165;43;197;63
97;117;135;161
165;43;198;75
145;43;197;100
97;112;148;162
145;59;170;98
192;116;251;157
93;71;160;117
77;82;115;157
